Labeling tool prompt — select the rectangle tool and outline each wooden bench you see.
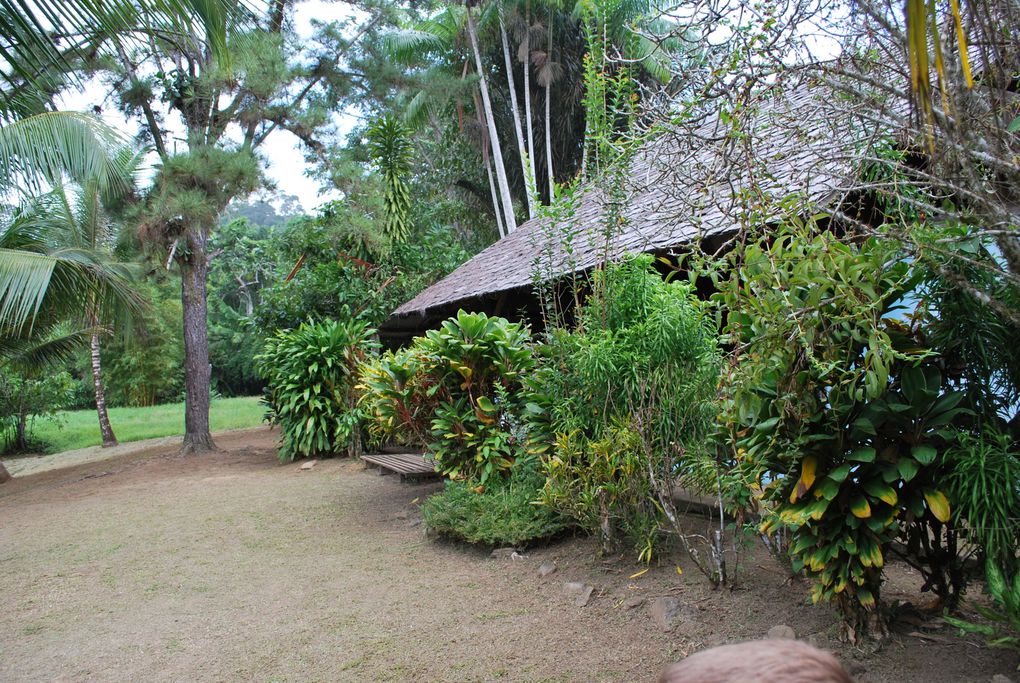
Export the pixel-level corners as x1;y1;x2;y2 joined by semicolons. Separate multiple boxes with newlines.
361;453;440;482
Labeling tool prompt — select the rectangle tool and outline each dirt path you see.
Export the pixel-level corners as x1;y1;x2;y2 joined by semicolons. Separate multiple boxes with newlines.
0;429;1015;682
1;427;270;478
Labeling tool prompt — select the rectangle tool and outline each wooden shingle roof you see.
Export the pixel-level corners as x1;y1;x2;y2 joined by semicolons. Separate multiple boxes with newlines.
388;74;872;325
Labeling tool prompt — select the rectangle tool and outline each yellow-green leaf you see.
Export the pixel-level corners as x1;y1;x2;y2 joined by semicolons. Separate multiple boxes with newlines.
924;489;951;523
790;455;817;503
857;587;876;609
864;480;898;506
850;496;872;519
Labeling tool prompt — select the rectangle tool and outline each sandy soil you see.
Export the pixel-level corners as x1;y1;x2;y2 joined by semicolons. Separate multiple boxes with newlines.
0;427;1016;682
1;427;266;478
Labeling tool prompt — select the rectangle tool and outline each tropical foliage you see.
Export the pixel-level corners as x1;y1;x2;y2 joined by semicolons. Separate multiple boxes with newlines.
711;222;1010;642
257;318;378;461
360;310;535;483
528;255;720;562
0;365;75;453
367;116;414;243
421;460;567;546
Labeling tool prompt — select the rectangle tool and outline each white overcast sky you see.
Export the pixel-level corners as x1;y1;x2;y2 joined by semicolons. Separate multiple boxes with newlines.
57;0;358;213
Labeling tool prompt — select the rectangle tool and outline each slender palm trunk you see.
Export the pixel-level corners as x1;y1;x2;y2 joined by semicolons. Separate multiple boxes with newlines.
180;228;216;454
500;10;535;219
475;92;507;239
545;15;555;199
484;139;507;239
523;2;537;198
90;326;118;447
466;5;517;234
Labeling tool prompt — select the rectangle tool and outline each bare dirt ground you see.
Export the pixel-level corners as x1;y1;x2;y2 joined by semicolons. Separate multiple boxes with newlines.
1;427;1016;682
1;428;261;478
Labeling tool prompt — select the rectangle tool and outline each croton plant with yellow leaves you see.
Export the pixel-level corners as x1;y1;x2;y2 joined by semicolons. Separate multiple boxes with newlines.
714;223;968;644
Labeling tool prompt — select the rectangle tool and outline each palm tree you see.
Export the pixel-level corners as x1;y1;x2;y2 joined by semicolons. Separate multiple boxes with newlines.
384;5;518;233
10;147;143;446
498;5;536;219
465;3;519;233
0;112;140;333
0;109;140;482
1;153;144;447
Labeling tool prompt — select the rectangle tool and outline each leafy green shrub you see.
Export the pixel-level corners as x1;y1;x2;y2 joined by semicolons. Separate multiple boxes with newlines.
0;369;75;453
943;431;1020;652
715;225;969;643
945;431;1020;573
252;207;472;336
256;318;378;461
528;255;720;562
360;310;535;483
421;462;568;546
358;346;439;447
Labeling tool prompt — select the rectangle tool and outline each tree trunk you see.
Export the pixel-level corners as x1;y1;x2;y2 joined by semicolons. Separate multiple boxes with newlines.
544;17;555;199
836;579;890;645
523;2;537;202
0;460;10;484
90;327;118;448
500;10;536;219
476;95;507;239
484;140;507;239
466;5;518;234
180;229;216;454
15;411;27;451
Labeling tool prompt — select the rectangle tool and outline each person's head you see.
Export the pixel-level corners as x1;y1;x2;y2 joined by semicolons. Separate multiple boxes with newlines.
657;639;853;683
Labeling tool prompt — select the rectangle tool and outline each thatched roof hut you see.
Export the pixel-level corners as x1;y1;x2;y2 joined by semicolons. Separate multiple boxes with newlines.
381;73;881;345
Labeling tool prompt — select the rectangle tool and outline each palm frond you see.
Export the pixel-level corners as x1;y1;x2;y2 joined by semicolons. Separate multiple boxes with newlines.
0;0;257;114
0;323;93;368
0;246;144;330
0;111;130;196
382;29;449;63
0;248;56;329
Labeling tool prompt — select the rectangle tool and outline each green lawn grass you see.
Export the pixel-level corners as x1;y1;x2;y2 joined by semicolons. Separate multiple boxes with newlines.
32;396;266;454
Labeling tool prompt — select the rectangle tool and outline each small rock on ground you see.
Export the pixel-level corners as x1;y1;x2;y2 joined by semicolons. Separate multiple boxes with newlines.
537;561;557;578
650;597;684;631
299;460;317;470
490;547;518;559
622;596;645;610
563;581;595;606
766;624;797;640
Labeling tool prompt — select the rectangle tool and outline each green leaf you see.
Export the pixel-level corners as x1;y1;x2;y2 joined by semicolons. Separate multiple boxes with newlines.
814;478;841;501
911;444;937;465
849;447;876;463
828;462;854;482
902;365;941;406
852;418;877;436
898;457;920;482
